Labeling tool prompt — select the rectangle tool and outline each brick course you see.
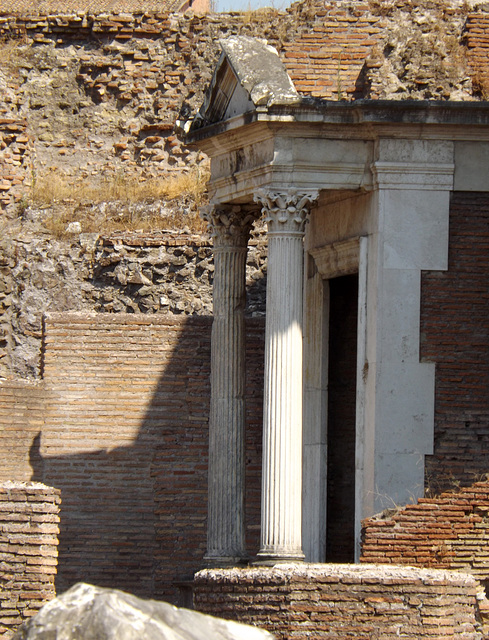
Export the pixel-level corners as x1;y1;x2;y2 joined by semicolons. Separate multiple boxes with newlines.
282;3;384;100
0;0;193;15
0;381;46;482
421;192;489;494
467;14;489;98
361;480;489;584
194;564;487;640
3;312;264;603
0;482;60;640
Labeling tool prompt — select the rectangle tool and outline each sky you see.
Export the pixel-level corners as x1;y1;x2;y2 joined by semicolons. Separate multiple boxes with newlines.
214;0;291;14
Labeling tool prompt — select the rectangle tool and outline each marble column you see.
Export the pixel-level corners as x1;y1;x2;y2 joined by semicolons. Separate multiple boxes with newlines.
254;189;319;563
202;204;255;566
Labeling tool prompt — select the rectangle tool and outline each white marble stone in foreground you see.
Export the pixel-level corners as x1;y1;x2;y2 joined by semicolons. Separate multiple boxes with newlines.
13;583;275;640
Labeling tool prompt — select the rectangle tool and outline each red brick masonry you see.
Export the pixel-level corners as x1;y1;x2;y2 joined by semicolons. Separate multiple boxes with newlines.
421;192;489;493
361;479;489;585
0;313;264;603
0;482;60;639
193;563;488;640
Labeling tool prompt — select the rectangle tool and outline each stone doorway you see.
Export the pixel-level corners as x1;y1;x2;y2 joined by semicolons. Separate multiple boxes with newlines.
303;237;365;563
326;273;359;562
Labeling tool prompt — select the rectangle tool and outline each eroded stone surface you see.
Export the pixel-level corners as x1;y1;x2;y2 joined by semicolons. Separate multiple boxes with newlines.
0;214;267;379
13;582;275;640
220;36;299;107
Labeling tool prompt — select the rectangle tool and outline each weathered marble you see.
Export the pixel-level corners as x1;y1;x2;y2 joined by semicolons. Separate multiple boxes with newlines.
202;205;257;565
13;583;275;640
254;189;318;562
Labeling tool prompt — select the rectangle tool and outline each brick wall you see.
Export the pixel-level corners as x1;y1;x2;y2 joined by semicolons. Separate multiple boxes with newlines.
151;317;264;602
31;312;264;602
361;480;489;589
0;0;196;14
467;14;489;98
0;481;60;639
421;192;489;494
0;381;46;482
194;564;487;640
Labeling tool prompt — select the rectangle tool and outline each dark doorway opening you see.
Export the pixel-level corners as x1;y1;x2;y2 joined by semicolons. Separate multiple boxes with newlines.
326;273;358;562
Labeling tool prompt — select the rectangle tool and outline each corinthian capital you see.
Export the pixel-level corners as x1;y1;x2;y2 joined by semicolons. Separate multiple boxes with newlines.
254;189;319;234
202;204;257;249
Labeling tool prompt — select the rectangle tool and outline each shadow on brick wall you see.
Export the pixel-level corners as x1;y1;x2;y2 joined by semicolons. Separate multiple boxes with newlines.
27;291;264;604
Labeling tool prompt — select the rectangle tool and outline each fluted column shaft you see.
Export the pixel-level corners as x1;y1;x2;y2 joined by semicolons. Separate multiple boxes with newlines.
254;189;318;563
203;205;255;566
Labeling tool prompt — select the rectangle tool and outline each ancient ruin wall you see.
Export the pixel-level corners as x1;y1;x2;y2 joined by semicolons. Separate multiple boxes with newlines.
0;5;317;209
194;564;487;640
361;480;489;588
0;228;266;380
4;312;264;602
0;482;60;639
3;0;485;208
421;192;489;493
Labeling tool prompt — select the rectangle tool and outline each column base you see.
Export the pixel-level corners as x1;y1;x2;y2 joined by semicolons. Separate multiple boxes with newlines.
254;549;305;566
203;554;249;569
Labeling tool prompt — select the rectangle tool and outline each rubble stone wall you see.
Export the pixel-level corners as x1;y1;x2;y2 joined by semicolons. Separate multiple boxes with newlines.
0;227;266;380
194;564;488;640
0;482;60;640
0;6;315;209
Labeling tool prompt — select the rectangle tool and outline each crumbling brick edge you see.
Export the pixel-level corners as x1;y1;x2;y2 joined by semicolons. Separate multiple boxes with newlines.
194;563;489;640
0;481;60;639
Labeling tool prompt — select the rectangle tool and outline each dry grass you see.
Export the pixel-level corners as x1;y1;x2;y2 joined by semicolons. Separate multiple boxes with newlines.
41;205;207;239
0;39;20;67
30;168;209;237
31;168;209;207
471;67;489;100
240;6;281;23
0;35;28;76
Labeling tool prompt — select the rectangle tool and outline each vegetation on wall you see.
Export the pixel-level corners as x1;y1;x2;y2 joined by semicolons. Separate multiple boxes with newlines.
30;167;209;237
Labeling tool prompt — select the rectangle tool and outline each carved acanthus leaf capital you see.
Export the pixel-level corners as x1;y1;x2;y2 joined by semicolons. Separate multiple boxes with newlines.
202;204;257;248
254;189;319;234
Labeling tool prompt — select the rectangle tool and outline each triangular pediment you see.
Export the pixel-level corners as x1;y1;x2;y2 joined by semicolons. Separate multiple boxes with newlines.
190;35;299;131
